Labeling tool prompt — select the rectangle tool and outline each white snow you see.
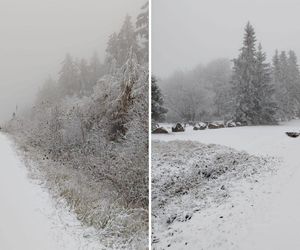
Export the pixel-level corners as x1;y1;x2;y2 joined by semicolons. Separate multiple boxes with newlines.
0;133;103;250
152;120;300;250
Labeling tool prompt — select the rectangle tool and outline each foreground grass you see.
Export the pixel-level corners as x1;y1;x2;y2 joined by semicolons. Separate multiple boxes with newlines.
152;140;277;248
10;135;148;250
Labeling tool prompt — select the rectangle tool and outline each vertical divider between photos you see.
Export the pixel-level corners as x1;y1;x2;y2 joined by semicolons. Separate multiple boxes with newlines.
148;0;152;249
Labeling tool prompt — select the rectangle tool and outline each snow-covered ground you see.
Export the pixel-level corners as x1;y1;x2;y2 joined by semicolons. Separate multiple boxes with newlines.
152;120;300;250
0;133;103;250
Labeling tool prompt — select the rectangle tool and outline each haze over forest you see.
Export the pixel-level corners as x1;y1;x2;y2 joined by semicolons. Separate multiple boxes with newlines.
152;0;300;78
0;0;143;122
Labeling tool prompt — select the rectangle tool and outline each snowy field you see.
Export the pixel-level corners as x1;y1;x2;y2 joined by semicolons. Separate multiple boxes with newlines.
152;120;300;250
0;133;104;250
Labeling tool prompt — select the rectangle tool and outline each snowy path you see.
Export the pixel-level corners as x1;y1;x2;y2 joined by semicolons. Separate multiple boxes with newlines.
0;133;102;250
153;120;300;250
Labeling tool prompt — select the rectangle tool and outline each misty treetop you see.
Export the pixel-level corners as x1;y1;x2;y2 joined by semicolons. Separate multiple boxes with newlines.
136;1;149;61
158;22;300;125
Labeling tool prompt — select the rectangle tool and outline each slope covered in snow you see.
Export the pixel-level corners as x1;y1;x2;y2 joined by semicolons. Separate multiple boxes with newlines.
152;120;300;250
0;133;102;250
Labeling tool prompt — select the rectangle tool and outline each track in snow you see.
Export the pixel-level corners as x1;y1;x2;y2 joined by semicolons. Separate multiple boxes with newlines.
0;133;102;250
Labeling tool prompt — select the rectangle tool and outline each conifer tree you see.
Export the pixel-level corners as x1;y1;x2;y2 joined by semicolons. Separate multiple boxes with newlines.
136;2;149;62
272;50;280;82
109;48;139;140
87;52;103;93
232;22;257;124
232;23;277;124
254;44;277;124
105;32;119;69
77;58;90;97
286;50;300;116
118;15;139;66
58;53;80;97
151;76;167;122
273;50;300;120
105;16;139;69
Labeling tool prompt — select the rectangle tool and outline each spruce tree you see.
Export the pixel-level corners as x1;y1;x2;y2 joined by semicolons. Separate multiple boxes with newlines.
254;44;277;124
278;51;291;119
77;58;90;97
272;50;280;82
272;50;286;120
117;15;139;67
232;22;257;124
273;50;300;120
58;53;80;97
89;52;103;90
151;76;167;122
136;2;149;62
105;32;119;69
287;50;300;116
105;16;140;70
232;23;277;124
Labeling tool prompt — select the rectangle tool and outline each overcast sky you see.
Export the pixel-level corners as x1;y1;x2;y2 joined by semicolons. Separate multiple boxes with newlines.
152;0;300;78
0;0;144;123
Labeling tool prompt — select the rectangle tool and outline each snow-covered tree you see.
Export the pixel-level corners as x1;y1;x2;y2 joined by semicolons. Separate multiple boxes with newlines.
109;48;139;140
272;50;300;120
106;15;140;69
35;76;59;106
77;58;90;97
161;70;214;122
232;22;277;124
254;43;277;124
205;59;232;119
105;32;119;70
151;76;167;122
58;53;80;97
287;50;300;115
232;22;258;124
136;2;149;62
89;52;104;88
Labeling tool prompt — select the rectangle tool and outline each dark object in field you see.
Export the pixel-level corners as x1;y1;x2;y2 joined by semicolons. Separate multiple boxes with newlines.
226;121;236;128
172;123;185;132
208;122;225;129
199;122;207;130
152;127;168;134
166;214;177;224
286;132;300;138
193;122;207;130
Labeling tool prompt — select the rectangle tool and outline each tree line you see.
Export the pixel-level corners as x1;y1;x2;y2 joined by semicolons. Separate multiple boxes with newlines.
153;22;300;126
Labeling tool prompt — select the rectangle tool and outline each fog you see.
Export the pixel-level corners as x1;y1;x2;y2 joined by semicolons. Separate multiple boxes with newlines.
152;0;300;78
0;0;144;123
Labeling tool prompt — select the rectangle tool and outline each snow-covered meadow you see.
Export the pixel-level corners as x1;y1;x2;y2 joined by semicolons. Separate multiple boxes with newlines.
152;120;300;250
